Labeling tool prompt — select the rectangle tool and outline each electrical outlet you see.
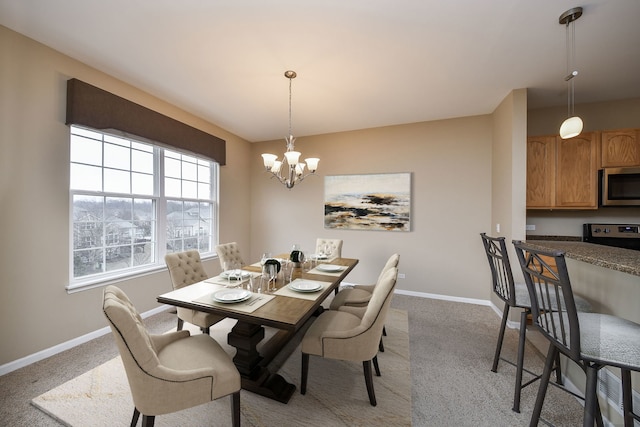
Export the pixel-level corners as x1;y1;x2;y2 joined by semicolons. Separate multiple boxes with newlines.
398;273;406;279
526;224;536;231
496;223;501;233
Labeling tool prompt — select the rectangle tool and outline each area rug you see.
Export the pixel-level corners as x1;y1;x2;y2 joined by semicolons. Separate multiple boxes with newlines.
32;309;410;426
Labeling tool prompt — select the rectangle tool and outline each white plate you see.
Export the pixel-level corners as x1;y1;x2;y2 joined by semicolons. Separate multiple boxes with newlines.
212;289;251;303
289;281;323;293
316;264;343;272
220;270;252;280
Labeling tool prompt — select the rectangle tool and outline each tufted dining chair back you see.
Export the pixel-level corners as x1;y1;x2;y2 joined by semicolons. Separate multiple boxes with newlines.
215;242;246;270
164;250;223;334
164;250;208;290
315;238;343;259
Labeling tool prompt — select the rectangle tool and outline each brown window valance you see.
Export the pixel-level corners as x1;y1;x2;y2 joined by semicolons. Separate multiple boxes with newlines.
66;78;225;165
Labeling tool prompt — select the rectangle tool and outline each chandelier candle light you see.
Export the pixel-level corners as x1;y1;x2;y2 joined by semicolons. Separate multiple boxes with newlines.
558;7;583;139
261;70;319;189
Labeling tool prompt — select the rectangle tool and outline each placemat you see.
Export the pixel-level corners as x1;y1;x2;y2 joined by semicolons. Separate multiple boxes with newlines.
307;265;347;276
192;291;274;313
273;279;332;301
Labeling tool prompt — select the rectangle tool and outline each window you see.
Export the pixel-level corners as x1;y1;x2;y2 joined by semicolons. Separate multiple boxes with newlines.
70;126;218;289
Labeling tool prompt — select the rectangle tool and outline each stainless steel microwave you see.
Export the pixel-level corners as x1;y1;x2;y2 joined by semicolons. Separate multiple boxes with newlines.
602;167;640;206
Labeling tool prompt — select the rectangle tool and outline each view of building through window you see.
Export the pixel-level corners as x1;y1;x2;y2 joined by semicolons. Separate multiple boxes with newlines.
70;126;218;285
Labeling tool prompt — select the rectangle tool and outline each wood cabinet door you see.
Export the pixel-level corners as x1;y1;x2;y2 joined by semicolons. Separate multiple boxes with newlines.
526;136;556;208
601;129;640;168
555;132;598;208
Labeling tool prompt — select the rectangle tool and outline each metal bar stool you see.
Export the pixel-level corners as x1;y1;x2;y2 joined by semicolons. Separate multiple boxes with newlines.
480;233;594;412
514;241;640;427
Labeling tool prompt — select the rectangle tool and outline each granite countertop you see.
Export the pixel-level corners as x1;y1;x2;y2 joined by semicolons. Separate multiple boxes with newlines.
524;239;640;277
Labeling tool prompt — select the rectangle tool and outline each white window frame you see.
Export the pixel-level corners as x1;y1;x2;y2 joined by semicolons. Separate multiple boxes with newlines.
68;125;219;292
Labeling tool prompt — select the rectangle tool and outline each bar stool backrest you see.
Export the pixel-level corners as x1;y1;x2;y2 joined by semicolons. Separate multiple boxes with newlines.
480;233;517;307
513;241;582;362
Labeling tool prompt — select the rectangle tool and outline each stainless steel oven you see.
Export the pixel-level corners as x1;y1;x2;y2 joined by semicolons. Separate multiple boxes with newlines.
583;223;640;251
601;167;640;206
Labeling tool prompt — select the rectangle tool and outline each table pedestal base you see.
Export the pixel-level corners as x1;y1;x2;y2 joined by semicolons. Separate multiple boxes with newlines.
228;320;297;403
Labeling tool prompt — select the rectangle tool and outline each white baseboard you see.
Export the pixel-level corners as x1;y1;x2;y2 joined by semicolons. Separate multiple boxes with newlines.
0;290;528;377
0;305;171;377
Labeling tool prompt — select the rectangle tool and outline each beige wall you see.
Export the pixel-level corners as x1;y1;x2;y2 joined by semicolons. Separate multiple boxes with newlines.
526;97;640;234
489;89;528;293
249;116;495;300
0;26;251;365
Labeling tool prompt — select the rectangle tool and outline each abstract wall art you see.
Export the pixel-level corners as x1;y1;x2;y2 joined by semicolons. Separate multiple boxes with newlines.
324;172;411;231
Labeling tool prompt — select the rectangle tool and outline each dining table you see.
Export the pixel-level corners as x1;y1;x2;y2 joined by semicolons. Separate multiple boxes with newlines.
157;254;358;403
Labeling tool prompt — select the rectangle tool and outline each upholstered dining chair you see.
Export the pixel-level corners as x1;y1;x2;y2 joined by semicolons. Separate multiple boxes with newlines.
330;253;400;310
102;285;241;427
315;238;343;259
164;250;224;334
330;253;400;351
300;266;398;406
480;233;591;413
215;242;246;271
513;241;640;427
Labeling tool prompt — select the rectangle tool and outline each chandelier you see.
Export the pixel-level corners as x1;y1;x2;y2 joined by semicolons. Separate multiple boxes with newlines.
261;70;319;189
558;7;583;139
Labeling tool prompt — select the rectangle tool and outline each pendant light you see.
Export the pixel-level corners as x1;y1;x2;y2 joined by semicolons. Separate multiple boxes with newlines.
261;70;319;189
559;7;583;139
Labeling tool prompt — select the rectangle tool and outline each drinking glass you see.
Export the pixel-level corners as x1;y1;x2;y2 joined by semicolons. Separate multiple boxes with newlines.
231;262;243;283
281;260;293;284
324;244;333;260
261;252;271;266
224;261;234;287
266;263;278;292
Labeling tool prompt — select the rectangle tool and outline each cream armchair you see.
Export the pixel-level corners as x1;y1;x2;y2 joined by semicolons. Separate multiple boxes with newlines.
330;253;399;309
102;285;241;427
164;250;224;334
215;242;246;270
300;267;398;406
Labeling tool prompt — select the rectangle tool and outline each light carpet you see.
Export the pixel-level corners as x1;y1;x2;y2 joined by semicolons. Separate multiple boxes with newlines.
31;309;411;427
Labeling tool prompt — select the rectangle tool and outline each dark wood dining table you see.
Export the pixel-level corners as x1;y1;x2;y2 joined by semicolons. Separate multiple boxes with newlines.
157;255;358;403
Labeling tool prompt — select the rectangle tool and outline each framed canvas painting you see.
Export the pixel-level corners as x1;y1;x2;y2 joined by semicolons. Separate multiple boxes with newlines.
324;172;411;231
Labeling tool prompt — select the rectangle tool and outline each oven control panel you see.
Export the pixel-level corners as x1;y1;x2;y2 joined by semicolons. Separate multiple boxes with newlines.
586;224;640;239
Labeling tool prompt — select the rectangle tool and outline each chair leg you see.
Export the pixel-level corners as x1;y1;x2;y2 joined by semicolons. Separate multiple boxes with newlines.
201;326;210;335
373;355;381;376
363;360;377;406
492;303;510;373
621;368;636;427
176;318;184;331
378;336;385;352
554;351;564;385
230;391;241;427
141;415;155;427
301;353;309;394
584;364;601;427
513;309;527;413
130;408;140;427
530;344;557;427
383;326;387;336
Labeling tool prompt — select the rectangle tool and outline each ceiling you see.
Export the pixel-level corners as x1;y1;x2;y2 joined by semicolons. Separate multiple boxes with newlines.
2;0;639;142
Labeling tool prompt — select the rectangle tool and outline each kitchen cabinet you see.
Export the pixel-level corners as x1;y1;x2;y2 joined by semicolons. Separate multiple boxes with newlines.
526;132;598;209
526;136;556;208
600;128;640;168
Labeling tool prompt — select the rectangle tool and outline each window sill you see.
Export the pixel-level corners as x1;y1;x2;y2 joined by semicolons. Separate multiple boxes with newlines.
66;253;220;293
